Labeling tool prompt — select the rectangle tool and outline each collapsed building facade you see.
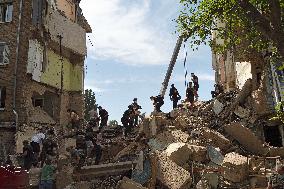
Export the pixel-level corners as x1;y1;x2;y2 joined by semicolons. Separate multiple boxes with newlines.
0;0;91;159
211;22;284;149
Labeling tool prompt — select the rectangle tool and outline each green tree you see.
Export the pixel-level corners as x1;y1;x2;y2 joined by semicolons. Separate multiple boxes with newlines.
108;120;118;127
84;89;97;120
176;0;284;58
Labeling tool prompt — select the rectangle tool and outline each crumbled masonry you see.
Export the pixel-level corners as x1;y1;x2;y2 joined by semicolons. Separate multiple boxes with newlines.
15;86;284;188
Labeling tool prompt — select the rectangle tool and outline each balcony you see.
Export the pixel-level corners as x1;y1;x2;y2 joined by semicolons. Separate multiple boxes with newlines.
44;8;87;56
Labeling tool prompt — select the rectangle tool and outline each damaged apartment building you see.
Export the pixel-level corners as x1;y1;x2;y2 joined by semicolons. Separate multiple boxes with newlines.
212;22;284;149
0;0;91;158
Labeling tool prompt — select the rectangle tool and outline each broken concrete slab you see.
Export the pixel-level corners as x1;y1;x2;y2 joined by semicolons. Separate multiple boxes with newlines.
222;152;249;183
213;99;224;115
165;143;208;168
157;152;192;189
234;106;250;118
198;128;231;152
117;177;147;189
148;130;190;151
224;122;269;155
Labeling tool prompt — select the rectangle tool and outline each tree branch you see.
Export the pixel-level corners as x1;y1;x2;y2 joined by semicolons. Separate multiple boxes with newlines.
268;0;282;32
238;0;274;40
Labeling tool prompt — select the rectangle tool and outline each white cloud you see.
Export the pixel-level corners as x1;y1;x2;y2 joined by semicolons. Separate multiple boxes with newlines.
80;0;179;66
173;73;215;82
84;84;105;93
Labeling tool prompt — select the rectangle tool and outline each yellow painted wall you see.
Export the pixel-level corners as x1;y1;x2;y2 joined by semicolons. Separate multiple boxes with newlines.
41;50;83;91
56;0;76;22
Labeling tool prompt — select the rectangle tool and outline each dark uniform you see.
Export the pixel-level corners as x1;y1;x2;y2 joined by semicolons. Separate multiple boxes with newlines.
169;85;181;109
121;108;134;137
186;86;194;104
131;100;142;127
99;108;109;130
154;95;164;112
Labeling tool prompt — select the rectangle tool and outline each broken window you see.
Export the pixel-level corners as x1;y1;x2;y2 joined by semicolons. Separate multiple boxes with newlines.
32;0;46;25
264;126;283;147
32;97;44;108
0;42;9;65
0;3;13;23
0;87;6;110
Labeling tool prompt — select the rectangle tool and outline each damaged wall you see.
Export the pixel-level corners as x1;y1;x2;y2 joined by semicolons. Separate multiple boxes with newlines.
56;0;77;22
27;40;83;92
235;61;252;89
44;6;87;55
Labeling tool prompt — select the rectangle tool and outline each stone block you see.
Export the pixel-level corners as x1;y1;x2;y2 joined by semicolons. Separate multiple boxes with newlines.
157;152;192;189
199;128;231;152
165;143;208;167
234;106;250;118
117;177;147;189
213;99;224;115
148;130;189;151
222;152;249;183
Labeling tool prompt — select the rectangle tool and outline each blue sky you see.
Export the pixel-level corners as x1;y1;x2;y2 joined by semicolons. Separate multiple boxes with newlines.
80;0;215;122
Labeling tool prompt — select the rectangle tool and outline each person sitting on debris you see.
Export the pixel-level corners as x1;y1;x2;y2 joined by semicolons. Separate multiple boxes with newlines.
186;82;195;107
67;109;80;131
131;98;142;127
169;84;181;109
98;106;109;131
211;83;224;98
40;130;58;167
121;106;135;137
22;140;35;171
30;128;46;164
191;73;199;101
150;95;164;112
39;158;56;189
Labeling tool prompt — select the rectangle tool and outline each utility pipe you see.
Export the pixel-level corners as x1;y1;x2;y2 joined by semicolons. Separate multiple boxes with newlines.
13;0;24;129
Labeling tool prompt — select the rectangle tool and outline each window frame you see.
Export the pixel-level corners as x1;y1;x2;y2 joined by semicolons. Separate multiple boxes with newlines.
0;42;9;65
0;87;6;110
0;2;13;23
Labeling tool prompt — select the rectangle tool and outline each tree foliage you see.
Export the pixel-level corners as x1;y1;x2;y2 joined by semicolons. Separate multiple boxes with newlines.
176;0;284;58
84;89;97;120
108;120;119;127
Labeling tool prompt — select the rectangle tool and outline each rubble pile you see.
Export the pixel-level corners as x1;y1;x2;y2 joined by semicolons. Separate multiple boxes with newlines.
23;86;284;188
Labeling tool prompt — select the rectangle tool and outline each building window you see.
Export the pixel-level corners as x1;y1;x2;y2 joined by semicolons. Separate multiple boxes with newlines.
32;98;44;108
0;3;13;23
0;42;9;65
0;87;6;110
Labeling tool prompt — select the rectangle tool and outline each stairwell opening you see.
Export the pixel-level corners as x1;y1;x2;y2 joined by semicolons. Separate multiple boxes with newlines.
263;126;283;147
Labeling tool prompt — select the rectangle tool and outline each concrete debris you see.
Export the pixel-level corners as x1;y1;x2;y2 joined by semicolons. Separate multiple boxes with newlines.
213;99;224;115
222;152;249;183
157;152;192;189
117;177;148;189
8;82;284;189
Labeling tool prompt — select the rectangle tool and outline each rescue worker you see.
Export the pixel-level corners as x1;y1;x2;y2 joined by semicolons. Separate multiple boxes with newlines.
186;82;195;107
131;98;142;127
39;158;56;189
22;140;34;171
98;106;109;131
67;109;80;131
150;95;164;112
121;106;134;137
30;128;45;164
169;84;181;109
92;142;102;165
211;83;224;98
40;130;58;167
191;73;199;101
